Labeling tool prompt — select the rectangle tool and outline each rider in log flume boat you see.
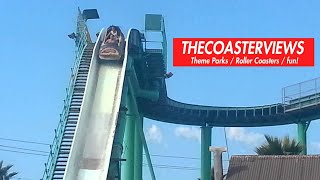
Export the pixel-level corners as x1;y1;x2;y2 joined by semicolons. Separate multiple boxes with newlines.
99;26;125;60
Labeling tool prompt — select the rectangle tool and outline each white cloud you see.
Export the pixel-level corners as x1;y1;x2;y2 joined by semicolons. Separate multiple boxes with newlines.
174;126;201;142
146;125;163;144
311;142;320;150
226;127;264;146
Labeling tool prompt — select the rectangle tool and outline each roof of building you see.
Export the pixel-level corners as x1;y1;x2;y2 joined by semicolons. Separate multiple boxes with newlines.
225;155;320;180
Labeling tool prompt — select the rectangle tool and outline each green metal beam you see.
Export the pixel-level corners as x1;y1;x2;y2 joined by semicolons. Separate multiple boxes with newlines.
107;81;129;179
201;126;212;180
122;92;136;179
136;115;156;180
298;122;307;155
108;113;126;179
138;89;159;101
134;114;143;180
128;67;159;101
128;79;156;180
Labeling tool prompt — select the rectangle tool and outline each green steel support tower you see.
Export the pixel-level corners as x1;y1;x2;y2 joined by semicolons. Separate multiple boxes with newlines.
201;126;212;180
42;8;320;180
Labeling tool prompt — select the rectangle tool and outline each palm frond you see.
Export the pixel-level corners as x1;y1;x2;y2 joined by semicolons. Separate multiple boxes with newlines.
1;165;13;173
7;172;18;177
255;135;303;155
0;161;17;179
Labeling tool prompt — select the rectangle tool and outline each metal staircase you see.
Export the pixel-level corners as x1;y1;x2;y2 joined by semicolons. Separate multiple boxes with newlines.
53;44;94;179
145;50;165;79
42;43;94;180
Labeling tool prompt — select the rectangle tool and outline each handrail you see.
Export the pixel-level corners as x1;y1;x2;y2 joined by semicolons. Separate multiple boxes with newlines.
42;8;91;180
143;16;167;73
282;77;320;108
161;17;167;72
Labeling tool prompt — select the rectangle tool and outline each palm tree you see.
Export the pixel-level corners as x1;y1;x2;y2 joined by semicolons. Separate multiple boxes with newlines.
0;161;18;180
255;135;303;155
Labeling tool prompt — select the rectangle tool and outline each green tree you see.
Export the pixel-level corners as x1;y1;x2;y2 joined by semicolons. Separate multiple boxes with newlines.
0;161;18;180
255;135;303;155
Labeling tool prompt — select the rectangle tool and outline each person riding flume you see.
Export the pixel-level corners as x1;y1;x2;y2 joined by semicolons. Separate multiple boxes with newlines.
106;34;118;44
110;26;118;37
105;27;121;46
105;27;118;40
98;25;124;60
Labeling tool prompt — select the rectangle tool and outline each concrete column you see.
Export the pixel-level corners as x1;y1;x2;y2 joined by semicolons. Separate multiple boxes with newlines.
209;147;227;180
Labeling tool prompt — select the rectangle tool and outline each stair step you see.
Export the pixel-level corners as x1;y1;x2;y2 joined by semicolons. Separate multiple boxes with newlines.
70;102;82;106
66;119;78;122
78;69;89;72
60;143;72;146
54;168;66;171
71;96;83;99
74;80;86;84
73;88;85;91
79;64;90;67
70;102;82;105
62;136;74;139
64;127;76;131
59;148;71;151
58;155;69;159
69;106;81;110
71;96;83;100
53;172;65;175
68;111;79;114
71;94;84;97
77;73;88;76
69;103;81;105
80;63;90;66
76;76;88;79
72;92;84;95
64;129;75;133
61;140;73;143
74;86;85;89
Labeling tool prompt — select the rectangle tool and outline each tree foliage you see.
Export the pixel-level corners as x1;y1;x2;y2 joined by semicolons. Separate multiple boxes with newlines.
255;135;303;155
0;161;18;180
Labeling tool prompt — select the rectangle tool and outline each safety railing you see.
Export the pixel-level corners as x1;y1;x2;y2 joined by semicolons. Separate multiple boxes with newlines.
282;77;320;112
143;15;168;72
42;8;91;180
161;18;167;72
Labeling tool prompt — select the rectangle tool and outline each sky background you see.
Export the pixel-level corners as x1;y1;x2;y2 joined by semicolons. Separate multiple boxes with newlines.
1;0;320;179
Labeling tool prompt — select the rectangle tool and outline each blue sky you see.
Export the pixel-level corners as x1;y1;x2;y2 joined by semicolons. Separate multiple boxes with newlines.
0;0;320;179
